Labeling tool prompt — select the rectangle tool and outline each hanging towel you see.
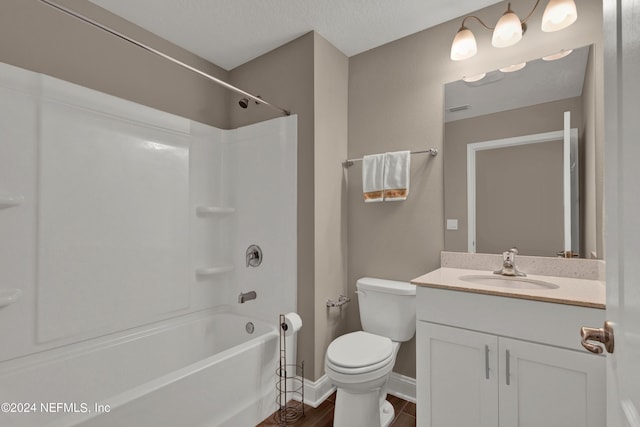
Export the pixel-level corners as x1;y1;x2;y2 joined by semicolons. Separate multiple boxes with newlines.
362;153;385;202
383;150;411;201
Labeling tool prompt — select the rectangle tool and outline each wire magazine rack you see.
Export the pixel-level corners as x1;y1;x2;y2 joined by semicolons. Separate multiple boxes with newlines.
275;314;304;425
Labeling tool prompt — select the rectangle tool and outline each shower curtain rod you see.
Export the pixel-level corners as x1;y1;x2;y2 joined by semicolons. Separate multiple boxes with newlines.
39;0;291;117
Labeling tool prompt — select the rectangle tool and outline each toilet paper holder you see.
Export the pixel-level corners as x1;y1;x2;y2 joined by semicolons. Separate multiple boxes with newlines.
326;295;351;308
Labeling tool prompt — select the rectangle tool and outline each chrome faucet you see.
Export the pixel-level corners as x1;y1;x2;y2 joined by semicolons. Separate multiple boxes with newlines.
494;247;526;277
238;291;257;304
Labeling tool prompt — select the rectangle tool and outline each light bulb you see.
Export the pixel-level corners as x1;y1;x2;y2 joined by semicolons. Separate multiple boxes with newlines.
463;73;487;83
499;62;527;73
492;9;523;48
542;49;573;61
450;27;478;61
542;0;578;32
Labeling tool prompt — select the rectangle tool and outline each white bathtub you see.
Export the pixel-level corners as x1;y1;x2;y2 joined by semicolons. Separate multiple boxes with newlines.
0;310;280;427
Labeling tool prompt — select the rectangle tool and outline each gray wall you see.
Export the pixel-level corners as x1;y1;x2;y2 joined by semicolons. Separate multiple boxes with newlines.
312;34;350;379
476;141;564;256
347;0;603;378
444;96;584;256
0;0;229;128
582;45;604;259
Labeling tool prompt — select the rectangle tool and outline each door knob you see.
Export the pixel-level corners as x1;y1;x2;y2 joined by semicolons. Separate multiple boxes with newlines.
580;321;614;354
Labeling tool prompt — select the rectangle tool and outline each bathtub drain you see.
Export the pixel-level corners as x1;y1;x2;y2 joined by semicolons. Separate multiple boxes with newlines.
245;322;255;334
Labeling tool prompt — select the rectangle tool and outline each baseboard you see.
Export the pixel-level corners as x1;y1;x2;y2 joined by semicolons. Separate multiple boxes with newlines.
301;375;336;408
300;372;416;407
387;372;416;403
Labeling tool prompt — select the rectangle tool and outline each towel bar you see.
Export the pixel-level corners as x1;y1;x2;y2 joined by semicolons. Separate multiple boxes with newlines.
343;148;438;168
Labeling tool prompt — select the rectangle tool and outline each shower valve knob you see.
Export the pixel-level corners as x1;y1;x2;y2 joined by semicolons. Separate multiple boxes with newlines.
246;245;263;267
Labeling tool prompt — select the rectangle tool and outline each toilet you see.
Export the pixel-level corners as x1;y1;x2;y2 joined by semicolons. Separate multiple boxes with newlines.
325;277;416;427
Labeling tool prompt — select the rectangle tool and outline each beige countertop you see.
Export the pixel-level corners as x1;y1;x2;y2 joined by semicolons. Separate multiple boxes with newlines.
411;267;606;309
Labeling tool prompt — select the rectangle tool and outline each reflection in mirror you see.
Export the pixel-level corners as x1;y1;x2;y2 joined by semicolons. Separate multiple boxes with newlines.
444;45;601;259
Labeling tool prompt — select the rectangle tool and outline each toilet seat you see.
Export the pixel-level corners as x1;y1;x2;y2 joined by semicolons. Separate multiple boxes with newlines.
326;331;394;375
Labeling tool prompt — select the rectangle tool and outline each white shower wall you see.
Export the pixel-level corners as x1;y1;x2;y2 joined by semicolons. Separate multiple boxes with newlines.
0;60;297;363
37;78;192;344
227;119;298;323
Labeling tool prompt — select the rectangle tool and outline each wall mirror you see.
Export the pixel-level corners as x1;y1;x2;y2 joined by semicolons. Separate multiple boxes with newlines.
443;45;601;258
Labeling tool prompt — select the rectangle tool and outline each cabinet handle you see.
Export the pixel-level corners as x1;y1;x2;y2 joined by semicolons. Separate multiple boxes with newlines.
485;345;490;379
505;349;511;386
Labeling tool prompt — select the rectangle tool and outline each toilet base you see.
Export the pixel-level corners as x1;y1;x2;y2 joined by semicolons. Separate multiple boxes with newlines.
333;388;395;427
380;400;394;427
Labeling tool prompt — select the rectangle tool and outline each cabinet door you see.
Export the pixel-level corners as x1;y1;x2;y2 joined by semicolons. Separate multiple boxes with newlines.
417;322;499;427
499;337;605;427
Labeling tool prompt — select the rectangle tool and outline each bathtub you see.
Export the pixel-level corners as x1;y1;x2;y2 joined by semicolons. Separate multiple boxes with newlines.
0;310;280;427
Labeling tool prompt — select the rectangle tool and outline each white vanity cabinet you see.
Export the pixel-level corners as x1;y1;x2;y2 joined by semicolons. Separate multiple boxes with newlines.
416;286;606;427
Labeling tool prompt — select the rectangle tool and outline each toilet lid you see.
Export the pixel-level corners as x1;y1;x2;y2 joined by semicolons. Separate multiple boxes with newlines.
326;331;393;368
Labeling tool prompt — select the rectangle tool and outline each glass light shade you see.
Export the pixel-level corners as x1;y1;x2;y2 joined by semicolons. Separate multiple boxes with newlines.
450;27;477;61
492;11;523;48
499;62;527;73
542;49;573;61
541;0;578;32
463;73;487;83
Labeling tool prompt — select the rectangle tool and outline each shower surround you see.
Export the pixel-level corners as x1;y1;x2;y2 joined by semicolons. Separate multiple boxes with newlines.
0;61;297;426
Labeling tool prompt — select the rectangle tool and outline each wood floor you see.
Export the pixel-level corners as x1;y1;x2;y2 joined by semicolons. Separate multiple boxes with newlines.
257;392;416;427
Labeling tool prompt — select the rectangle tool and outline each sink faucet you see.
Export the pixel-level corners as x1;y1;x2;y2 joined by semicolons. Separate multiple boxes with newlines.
238;291;257;304
494;247;526;277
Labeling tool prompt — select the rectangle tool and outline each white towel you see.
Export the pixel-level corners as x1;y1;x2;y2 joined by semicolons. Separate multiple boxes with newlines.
362;153;385;202
383;151;410;201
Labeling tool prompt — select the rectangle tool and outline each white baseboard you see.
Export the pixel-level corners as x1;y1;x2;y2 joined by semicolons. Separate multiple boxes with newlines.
301;372;416;407
387;372;416;403
302;374;336;408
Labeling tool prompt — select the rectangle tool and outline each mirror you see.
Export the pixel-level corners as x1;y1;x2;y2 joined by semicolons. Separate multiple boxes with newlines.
444;45;601;258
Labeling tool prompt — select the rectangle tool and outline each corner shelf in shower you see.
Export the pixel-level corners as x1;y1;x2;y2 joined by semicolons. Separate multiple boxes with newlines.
0;289;22;308
195;206;235;217
195;265;234;277
0;193;24;210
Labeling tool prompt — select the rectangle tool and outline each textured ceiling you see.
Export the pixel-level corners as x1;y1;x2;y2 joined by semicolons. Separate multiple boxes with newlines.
89;0;501;70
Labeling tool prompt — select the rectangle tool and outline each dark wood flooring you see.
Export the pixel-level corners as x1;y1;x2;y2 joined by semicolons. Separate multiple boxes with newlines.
257;392;416;427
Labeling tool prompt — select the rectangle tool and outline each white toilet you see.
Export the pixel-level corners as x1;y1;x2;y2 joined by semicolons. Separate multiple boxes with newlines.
325;277;416;427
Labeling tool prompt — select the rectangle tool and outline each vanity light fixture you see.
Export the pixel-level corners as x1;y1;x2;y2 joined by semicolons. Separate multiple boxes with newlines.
541;0;578;32
450;0;578;61
499;62;527;72
462;73;487;83
450;26;478;61
492;3;524;48
542;48;573;61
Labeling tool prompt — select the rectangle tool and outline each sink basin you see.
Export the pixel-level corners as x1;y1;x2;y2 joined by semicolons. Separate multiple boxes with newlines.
459;275;559;290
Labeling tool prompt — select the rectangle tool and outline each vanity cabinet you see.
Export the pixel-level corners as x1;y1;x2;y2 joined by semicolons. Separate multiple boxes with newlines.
416;286;606;427
417;323;499;426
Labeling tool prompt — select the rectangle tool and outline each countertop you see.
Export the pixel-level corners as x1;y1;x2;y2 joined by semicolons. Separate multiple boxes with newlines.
411;267;606;309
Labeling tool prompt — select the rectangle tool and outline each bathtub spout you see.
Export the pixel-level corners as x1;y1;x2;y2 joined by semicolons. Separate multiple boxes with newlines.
238;291;257;304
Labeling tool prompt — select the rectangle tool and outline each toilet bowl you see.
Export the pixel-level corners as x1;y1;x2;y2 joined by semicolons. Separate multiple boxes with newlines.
324;278;416;427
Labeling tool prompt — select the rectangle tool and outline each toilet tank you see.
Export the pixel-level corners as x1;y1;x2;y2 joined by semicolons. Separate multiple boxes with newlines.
356;277;416;342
